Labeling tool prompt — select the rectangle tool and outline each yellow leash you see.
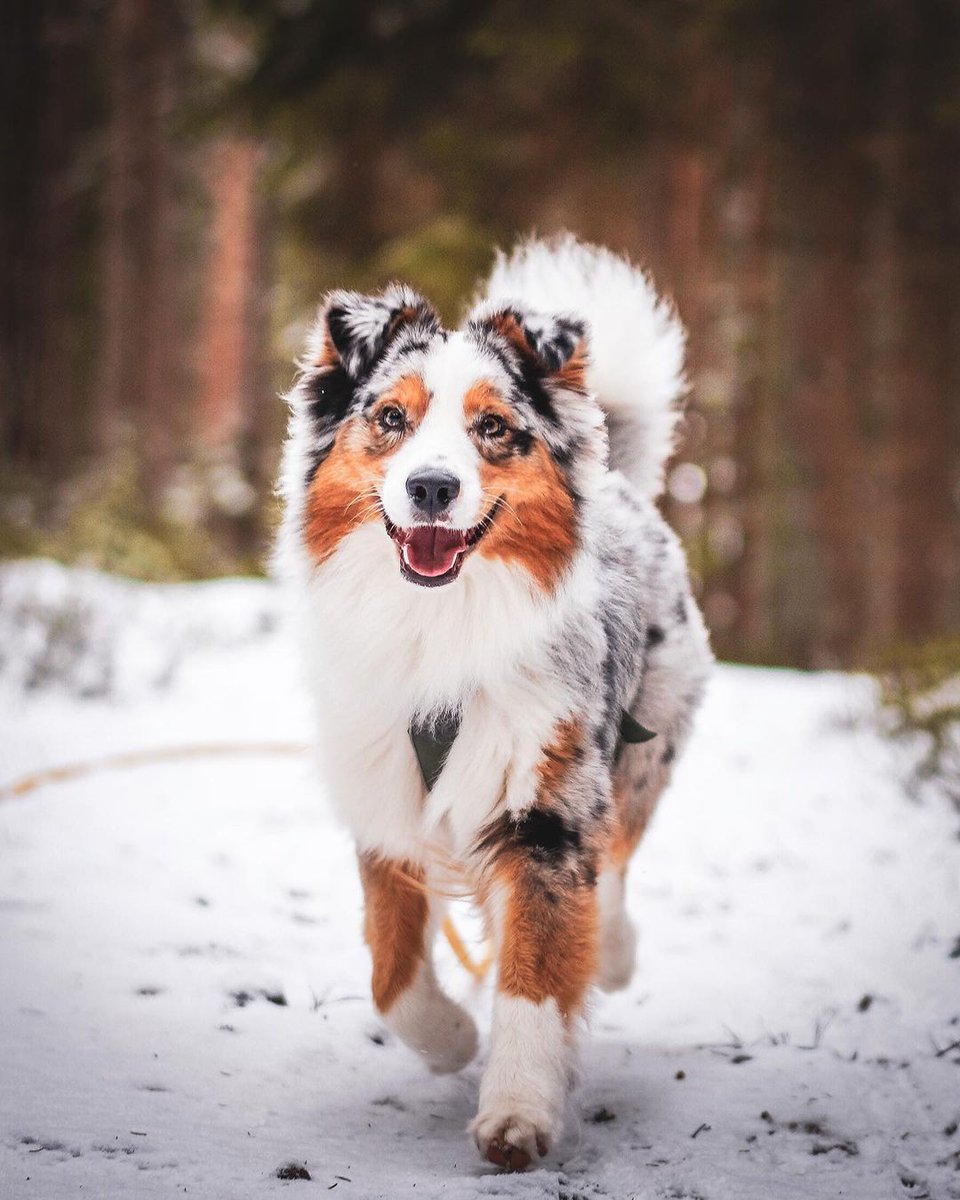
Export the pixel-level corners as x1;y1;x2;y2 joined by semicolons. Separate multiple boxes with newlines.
0;742;306;801
0;742;493;981
441;916;494;982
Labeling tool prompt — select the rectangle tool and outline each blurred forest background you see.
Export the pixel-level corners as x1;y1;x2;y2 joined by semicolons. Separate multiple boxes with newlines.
3;0;960;671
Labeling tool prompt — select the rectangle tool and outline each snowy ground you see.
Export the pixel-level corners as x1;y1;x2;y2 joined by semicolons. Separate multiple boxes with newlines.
1;562;958;1200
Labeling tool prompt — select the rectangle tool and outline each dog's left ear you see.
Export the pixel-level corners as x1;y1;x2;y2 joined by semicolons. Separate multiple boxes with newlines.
312;285;440;382
472;306;589;393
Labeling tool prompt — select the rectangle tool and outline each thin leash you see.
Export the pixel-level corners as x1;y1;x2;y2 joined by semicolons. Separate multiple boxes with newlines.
1;705;655;983
0;736;495;981
0;742;306;801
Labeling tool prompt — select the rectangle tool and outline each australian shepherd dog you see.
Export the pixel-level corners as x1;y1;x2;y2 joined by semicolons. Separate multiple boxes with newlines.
276;236;712;1171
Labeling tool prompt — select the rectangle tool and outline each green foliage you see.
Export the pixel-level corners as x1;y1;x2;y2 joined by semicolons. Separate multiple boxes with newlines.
874;638;960;808
205;0;688;336
370;217;496;324
0;456;268;583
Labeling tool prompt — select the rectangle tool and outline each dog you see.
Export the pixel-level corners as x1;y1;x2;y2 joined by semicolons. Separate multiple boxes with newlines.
275;235;712;1171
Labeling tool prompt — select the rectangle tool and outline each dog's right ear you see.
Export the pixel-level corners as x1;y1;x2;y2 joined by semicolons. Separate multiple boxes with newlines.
469;305;589;396
309;285;440;383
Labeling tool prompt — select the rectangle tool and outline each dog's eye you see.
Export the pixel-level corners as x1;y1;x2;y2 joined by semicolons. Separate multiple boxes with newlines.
379;406;405;431
478;414;507;439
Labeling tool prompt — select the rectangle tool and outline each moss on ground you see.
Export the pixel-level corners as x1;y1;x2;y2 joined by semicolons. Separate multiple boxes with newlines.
873;637;960;809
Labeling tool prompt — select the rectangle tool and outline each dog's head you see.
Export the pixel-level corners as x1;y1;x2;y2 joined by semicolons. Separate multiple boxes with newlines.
289;285;606;591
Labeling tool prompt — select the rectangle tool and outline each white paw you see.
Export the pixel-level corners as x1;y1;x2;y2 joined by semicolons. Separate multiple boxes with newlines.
470;1110;553;1172
597;910;637;993
472;996;569;1170
386;968;478;1074
419;998;479;1074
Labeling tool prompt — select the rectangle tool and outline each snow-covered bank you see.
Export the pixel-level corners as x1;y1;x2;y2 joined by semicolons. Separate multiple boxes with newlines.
0;564;958;1199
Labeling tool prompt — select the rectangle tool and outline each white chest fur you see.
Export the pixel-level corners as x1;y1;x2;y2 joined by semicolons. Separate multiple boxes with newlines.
294;526;591;859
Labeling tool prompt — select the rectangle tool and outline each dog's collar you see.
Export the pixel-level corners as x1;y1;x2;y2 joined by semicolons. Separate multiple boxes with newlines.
409;709;655;791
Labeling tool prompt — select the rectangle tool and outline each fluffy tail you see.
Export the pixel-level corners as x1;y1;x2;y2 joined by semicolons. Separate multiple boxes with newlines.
476;234;686;499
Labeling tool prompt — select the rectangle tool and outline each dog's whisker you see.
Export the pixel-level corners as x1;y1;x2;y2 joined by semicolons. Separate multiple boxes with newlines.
351;502;383;526
344;487;382;514
484;492;522;529
475;489;520;529
343;490;372;513
344;487;385;524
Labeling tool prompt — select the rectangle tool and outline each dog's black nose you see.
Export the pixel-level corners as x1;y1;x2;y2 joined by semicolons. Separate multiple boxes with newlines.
406;469;461;519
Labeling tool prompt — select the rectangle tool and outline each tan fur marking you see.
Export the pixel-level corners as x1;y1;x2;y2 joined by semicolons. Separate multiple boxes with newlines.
303;372;431;566
604;757;668;870
313;331;340;369
556;342;588;393
475;717;597;1021
358;853;429;1014
536;717;585;798
463;379;514;425
378;373;430;426
484;310;532;361
464;378;578;591
386;304;425;341
303;417;382;565
477;442;577;591
494;855;598;1019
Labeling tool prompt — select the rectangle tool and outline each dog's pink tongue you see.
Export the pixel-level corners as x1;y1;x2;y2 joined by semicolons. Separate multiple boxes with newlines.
404;527;466;577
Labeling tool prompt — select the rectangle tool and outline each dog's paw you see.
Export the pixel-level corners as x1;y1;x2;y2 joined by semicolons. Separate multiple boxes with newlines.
597;910;637;993
419;998;479;1074
470;1111;551;1172
385;965;479;1073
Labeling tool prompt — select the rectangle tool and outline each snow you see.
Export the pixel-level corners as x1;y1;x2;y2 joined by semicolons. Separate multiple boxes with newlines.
1;562;958;1200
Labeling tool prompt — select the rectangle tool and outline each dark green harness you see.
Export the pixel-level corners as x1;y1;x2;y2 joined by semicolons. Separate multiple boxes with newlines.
410;708;655;791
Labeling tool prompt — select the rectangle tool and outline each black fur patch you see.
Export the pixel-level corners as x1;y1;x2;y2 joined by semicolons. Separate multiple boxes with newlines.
528;315;585;373
303;364;357;481
514;360;560;424
514;808;581;860
475;807;587;874
394;336;433;357
325;304;364;372
306;365;355;429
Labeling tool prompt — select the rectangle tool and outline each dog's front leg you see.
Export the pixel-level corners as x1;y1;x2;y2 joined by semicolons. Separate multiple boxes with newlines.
358;851;478;1074
470;811;599;1170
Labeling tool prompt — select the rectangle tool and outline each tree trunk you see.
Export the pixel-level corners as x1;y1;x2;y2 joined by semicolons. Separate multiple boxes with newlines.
1;0;93;479
98;0;185;501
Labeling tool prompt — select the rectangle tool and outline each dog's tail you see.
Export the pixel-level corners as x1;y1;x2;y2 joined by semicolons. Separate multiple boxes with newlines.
477;234;686;499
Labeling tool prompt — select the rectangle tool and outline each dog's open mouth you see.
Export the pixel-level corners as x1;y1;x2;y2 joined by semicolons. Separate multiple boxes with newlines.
384;499;502;587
